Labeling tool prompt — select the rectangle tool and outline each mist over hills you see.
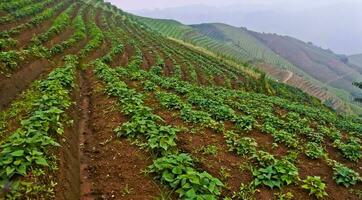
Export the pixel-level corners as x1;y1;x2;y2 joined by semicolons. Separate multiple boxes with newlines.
131;2;362;55
349;54;362;68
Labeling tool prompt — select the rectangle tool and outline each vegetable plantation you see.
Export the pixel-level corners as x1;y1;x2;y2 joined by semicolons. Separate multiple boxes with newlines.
0;0;361;199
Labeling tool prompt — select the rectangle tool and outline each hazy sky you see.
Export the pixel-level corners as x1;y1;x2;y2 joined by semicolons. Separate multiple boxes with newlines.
106;0;362;55
107;0;359;11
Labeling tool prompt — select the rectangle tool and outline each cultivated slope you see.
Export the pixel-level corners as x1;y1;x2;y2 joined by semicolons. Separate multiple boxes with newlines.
0;0;361;199
250;31;362;95
136;18;361;114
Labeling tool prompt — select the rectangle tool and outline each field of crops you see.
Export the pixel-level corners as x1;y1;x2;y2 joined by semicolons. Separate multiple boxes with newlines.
0;0;361;199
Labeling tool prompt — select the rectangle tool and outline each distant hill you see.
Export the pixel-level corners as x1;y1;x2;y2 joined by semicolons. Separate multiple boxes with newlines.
349;54;362;68
131;2;362;55
135;16;361;113
249;31;362;95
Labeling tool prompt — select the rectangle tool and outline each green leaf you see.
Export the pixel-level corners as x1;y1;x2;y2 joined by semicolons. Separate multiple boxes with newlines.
11;150;24;157
17;164;27;175
185;188;196;198
162;171;174;182
35;157;48;166
172;167;183;175
6;166;15;176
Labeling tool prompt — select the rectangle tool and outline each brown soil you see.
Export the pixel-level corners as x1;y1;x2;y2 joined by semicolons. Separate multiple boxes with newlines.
179;64;191;81
119;51;129;67
119;44;134;67
213;75;225;87
79;69;162;200
0;26;89;111
292;154;361;200
14;1;72;48
178;131;252;196
44;26;74;48
0;14;29;31
109;47;124;68
142;49;155;70
78;69;93;200
163;58;174;76
325;142;362;175
0;0;61;32
195;68;208;85
141;50;150;70
94;9;103;29
137;87;252;197
0;11;7;17
248;130;289;158
0;58;50;110
55;73;81;200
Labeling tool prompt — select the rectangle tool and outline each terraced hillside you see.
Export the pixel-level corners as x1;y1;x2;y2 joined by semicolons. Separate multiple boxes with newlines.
191;23;355;112
0;0;362;199
135;19;361;114
135;18;297;71
250;31;362;96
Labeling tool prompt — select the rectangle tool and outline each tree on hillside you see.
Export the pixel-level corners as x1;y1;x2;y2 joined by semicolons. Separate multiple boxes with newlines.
353;82;362;102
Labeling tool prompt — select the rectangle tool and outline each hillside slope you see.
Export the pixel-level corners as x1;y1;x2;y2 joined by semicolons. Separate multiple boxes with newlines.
349;54;362;68
250;31;362;94
0;0;361;199
135;18;361;113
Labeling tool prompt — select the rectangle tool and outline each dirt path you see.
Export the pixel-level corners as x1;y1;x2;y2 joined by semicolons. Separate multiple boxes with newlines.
78;69;162;200
0;59;50;110
56;73;81;200
282;70;293;83
78;70;93;200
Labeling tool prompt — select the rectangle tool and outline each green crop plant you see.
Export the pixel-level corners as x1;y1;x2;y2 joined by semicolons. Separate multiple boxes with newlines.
233;115;256;132
251;150;276;167
305;142;325;159
198;145;219;157
333;137;362;162
225;131;257;156
301;176;328;199
252;159;299;189
332;162;361;187
272;130;299;148
0;55;77;194
156;91;185;110
148;154;224;200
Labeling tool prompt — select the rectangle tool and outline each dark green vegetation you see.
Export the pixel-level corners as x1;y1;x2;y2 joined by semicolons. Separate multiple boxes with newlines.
0;0;361;199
